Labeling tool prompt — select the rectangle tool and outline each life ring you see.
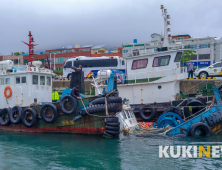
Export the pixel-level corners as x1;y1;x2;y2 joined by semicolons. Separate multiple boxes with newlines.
116;73;122;84
4;86;12;98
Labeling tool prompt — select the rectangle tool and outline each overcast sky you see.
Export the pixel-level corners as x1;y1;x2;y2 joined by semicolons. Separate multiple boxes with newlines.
0;0;221;55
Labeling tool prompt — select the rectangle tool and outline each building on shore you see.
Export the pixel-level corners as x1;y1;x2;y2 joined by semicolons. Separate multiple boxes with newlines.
1;45;122;70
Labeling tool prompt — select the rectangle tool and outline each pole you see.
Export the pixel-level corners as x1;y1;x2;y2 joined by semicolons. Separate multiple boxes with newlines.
54;53;56;70
50;53;51;70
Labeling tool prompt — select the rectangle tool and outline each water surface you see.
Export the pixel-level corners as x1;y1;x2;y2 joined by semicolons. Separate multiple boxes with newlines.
0;131;222;170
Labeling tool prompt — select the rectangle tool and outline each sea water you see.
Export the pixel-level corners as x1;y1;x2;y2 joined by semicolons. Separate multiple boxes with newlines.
0;131;222;170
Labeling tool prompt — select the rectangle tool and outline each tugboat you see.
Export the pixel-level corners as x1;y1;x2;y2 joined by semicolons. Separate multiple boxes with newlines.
0;60;122;137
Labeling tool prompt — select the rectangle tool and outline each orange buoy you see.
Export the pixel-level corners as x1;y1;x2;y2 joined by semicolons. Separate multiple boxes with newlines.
4;86;12;98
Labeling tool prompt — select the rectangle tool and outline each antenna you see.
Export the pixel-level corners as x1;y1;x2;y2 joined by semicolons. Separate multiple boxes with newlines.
161;5;171;47
21;31;38;63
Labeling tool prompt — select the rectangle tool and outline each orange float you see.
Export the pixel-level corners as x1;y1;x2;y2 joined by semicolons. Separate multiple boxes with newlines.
4;86;12;98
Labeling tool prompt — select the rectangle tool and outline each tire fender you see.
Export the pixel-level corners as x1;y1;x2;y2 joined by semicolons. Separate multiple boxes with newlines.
0;108;11;126
59;95;77;115
40;103;59;123
10;106;23;124
22;108;38;127
139;104;156;121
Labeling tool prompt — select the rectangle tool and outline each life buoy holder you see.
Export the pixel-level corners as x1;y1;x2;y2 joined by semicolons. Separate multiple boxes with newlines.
4;86;12;98
116;73;122;84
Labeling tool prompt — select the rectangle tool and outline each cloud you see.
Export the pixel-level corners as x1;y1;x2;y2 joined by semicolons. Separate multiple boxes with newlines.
0;0;221;55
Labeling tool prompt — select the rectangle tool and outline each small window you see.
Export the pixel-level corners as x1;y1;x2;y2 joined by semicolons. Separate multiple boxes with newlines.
47;77;51;86
122;112;127;119
33;75;38;85
40;76;45;85
64;61;72;68
0;78;4;85
190;55;197;60
153;55;170;67
16;77;20;84
174;52;182;62
5;78;10;85
213;63;221;68
122;60;125;65
125;110;130;118
131;59;148;70
21;77;26;83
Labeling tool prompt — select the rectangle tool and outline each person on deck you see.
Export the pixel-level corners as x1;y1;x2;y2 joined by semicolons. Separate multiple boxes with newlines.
78;65;82;71
187;61;194;78
52;89;59;102
71;85;81;99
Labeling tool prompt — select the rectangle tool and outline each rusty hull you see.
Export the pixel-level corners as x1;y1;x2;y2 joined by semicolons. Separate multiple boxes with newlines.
0;96;109;135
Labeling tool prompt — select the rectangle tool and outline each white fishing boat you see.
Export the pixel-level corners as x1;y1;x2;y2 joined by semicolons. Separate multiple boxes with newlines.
95;6;187;106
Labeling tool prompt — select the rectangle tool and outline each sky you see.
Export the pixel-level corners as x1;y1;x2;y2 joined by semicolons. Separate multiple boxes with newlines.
0;0;222;55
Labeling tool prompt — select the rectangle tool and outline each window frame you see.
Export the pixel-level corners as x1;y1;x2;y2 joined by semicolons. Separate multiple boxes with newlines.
153;55;171;67
0;78;4;85
131;58;148;70
21;76;26;84
5;78;10;85
32;75;38;85
40;76;45;85
15;77;20;84
47;76;51;86
174;52;182;62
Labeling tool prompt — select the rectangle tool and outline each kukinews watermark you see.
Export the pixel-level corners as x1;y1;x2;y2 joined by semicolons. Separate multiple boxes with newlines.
159;145;222;158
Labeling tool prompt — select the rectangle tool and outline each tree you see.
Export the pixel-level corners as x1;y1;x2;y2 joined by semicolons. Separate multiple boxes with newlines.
21;52;25;55
181;50;196;66
13;52;20;55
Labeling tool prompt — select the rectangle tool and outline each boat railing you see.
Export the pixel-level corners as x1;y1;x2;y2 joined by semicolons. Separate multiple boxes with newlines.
120;67;187;84
124;45;184;57
125;67;187;84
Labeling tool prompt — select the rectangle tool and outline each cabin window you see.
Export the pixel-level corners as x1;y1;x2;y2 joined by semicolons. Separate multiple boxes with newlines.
47;77;51;86
16;77;20;84
174;52;182;62
153;55;170;67
122;60;125;65
33;75;38;85
131;59;148;70
40;76;45;85
125;110;130;118
21;77;26;83
0;78;4;85
122;112;127;119
64;61;72;68
5;78;10;85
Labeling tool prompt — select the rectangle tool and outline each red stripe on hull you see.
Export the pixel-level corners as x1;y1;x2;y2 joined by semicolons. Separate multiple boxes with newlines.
0;126;106;135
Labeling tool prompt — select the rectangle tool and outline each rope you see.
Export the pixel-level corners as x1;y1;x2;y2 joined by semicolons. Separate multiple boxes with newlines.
79;91;116;118
80;99;109;118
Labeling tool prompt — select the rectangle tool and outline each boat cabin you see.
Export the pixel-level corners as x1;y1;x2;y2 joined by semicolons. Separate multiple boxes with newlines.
0;61;53;109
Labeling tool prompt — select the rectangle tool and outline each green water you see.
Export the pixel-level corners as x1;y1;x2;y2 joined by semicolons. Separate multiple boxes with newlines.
1;131;222;170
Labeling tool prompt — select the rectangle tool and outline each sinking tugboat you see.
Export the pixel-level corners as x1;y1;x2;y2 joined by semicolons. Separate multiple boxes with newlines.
0;60;122;138
150;85;222;137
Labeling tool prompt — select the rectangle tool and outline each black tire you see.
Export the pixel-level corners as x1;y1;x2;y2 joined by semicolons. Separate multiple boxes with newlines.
184;100;205;117
10;106;23;124
105;117;119;123
106;130;120;136
106;122;120;127
22;108;38;127
198;71;208;79
59;95;77;115
40;103;59;123
67;74;72;80
104;132;113;137
106;125;120;131
0;108;11;126
139;104;156;121
90;97;122;105
190;122;212;137
163;106;184;119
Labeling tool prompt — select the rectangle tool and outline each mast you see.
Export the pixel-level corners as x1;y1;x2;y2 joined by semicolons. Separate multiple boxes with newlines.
22;31;38;63
161;5;171;47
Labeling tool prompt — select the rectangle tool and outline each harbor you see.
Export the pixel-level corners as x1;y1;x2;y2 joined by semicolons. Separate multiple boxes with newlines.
1;0;222;169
